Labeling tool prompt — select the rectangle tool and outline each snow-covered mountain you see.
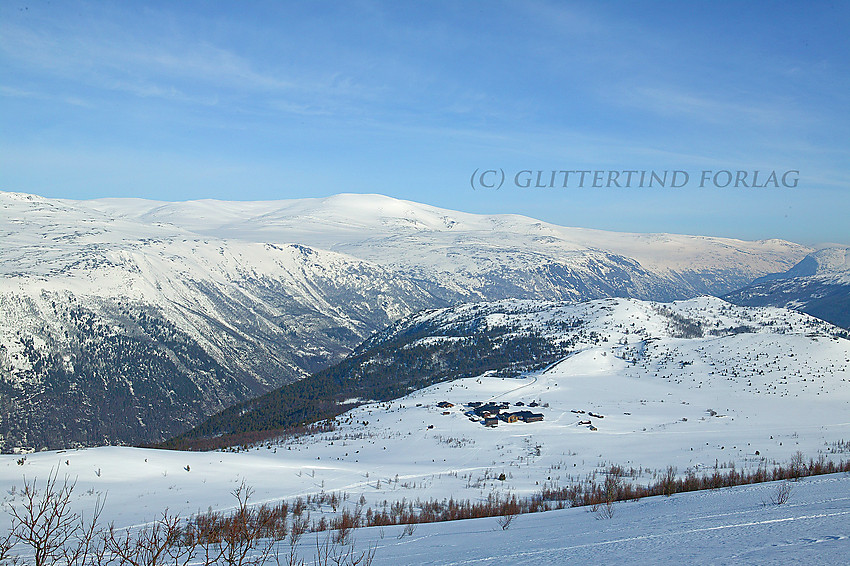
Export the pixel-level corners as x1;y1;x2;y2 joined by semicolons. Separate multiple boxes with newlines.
725;247;850;329
85;193;809;300
1;296;848;564
0;192;439;450
0;191;811;451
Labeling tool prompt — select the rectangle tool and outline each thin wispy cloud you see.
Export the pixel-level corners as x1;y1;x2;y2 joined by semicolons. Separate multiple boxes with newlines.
617;86;807;128
0;14;374;116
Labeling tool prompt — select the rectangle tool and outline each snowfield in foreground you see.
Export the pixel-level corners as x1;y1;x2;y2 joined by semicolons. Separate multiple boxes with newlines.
2;454;848;564
361;474;850;565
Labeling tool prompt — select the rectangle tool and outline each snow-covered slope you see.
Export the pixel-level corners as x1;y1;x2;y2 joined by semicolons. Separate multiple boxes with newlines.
0;191;810;451
1;447;848;564
0;192;440;450
328;473;850;564
2;448;849;566
368;473;850;565
725;246;850;329
782;246;850;280
177;296;850;492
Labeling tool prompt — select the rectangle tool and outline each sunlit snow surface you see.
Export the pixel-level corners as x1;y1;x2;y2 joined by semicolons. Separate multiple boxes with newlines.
2;192;849;562
364;474;850;565
81;192;808;275
2;450;849;564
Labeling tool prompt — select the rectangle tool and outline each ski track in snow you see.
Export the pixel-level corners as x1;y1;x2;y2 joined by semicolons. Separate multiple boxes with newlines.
358;477;850;565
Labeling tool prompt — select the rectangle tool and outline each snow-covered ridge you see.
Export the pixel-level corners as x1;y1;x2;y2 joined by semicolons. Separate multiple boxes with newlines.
368;294;842;349
724;246;850;330
1;190;809;304
786;246;850;282
79;192;809;281
185;294;850;477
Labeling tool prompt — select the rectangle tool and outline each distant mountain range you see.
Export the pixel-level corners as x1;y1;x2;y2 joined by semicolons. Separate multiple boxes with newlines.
85;192;809;301
724;247;850;329
0;191;815;451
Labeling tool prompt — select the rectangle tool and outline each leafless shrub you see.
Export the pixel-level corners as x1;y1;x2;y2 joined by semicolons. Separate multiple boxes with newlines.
770;481;794;505
288;514;309;549
0;528;20;565
660;465;677;496
330;508;359;545
188;481;279;566
397;522;416;540
587;466;621;520
281;545;306;566
496;512;516;530
7;469;105;566
790;451;806;480
104;511;193;566
592;500;616;520
314;533;375;566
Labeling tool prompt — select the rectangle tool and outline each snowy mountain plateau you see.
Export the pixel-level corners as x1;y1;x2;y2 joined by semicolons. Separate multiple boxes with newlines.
85;192;809;301
0;191;813;451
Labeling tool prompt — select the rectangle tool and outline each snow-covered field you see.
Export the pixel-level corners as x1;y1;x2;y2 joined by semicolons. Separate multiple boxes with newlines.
358;473;850;565
3;450;848;564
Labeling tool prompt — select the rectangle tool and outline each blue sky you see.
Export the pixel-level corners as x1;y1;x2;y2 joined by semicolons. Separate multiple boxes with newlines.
1;1;848;245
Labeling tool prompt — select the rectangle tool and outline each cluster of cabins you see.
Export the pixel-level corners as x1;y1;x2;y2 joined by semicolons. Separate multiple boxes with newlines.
571;409;603;431
433;400;601;430
466;401;544;427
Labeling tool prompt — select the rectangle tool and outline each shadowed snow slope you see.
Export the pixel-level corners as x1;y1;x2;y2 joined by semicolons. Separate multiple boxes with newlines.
726;246;850;329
